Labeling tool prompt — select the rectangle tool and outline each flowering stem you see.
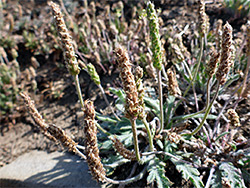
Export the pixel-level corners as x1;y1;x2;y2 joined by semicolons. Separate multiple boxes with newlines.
157;69;164;134
130;118;141;162
98;84;121;121
95;122;112;136
142;117;154;152
240;55;250;98
73;75;84;109
190;82;220;136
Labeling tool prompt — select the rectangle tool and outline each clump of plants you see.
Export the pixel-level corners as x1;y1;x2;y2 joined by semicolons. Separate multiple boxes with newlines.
21;1;250;187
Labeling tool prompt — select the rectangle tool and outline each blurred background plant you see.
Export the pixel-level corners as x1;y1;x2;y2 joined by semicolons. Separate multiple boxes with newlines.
223;0;250;18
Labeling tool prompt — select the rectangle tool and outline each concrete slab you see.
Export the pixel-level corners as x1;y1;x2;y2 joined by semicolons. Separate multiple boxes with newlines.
0;150;100;187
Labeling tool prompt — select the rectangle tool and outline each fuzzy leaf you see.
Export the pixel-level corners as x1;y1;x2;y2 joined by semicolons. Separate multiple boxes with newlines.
147;158;173;188
219;162;246;188
144;96;160;112
109;87;125;103
210;170;222;188
171;159;204;188
242;169;250;184
96;113;117;123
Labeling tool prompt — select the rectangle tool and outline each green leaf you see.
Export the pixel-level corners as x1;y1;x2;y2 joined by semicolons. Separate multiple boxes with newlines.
96;113;117;123
215;132;230;142
100;139;113;150
173;113;217;121
144;96;160;112
171;159;204;188
147;158;173;188
242;169;250;184
165;95;176;128
219;162;246;188
109;87;125;103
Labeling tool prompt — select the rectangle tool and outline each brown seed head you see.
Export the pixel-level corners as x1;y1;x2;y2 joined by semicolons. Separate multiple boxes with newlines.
48;1;79;75
198;0;207;36
216;22;233;85
115;46;141;119
20;92;56;141
227;109;240;127
206;48;220;77
167;68;181;96
47;124;77;152
84;100;106;182
215;19;223;51
135;66;145;119
111;137;137;160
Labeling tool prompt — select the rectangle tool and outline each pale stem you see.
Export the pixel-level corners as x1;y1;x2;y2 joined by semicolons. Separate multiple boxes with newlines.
240;54;250;98
206;77;212;109
182;60;199;110
73;75;84;109
142;117;154;151
97;84;121;121
103;158;130;168
76;145;85;150
74;147;87;160
130;118;141;162
95;122;112;136
205;165;216;188
192;36;204;111
190;82;220;136
105;165;147;185
157;69;164;133
193;36;204;83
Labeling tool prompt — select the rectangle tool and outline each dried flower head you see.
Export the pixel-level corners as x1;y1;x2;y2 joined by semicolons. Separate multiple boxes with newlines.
170;42;185;63
206;48;220;77
48;1;80;75
115;46;141;119
20;92;56;141
147;1;163;70
227;109;240;127
47;124;77;152
135;66;145;119
216;22;233;85
173;34;191;59
97;19;106;31
111;137;137;161
168;131;181;144
215;19;223;51
198;0;206;36
93;23;101;38
167;68;181;96
84;100;106;182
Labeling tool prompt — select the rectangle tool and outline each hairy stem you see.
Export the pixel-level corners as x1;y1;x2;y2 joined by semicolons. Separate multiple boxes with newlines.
240;55;250;98
98;84;121;121
130;119;141;162
193;36;204;83
190;82;220;136
142;117;154;152
205;165;216;188
95;122;112;136
157;69;164;133
73;75;84;109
